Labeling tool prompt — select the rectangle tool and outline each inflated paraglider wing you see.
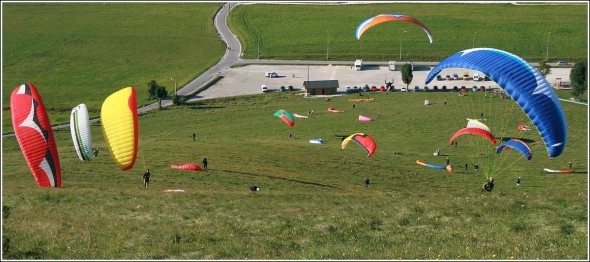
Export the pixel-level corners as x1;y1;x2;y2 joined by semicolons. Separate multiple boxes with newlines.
341;133;377;157
274;109;295;127
467;119;491;133
10;83;61;187
496;139;532;160
171;163;203;171
70;103;93;161
426;48;567;157
100;87;138;170
356;14;433;43
450;127;496;145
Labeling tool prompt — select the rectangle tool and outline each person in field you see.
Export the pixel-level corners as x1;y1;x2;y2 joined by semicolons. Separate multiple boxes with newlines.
142;169;151;190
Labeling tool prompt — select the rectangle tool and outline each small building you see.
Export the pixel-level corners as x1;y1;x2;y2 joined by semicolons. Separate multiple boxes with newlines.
303;80;339;95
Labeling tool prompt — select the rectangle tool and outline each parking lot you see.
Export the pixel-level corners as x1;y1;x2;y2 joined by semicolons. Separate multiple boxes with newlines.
195;64;573;99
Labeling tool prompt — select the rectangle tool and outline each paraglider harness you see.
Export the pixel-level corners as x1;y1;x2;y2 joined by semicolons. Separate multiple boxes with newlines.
481;178;494;192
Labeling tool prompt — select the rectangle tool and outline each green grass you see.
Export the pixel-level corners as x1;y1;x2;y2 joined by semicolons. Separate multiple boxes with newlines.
228;3;588;62
2;3;588;259
2;2;225;132
2;91;587;259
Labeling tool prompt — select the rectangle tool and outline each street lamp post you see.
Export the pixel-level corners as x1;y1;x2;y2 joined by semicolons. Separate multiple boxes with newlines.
472;31;477;48
399;30;406;60
326;31;330;60
257;36;260;60
170;77;177;97
546;32;551;61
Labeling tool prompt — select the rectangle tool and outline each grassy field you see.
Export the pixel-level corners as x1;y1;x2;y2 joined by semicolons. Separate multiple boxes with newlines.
2;90;588;259
2;2;225;133
228;3;588;62
2;2;589;259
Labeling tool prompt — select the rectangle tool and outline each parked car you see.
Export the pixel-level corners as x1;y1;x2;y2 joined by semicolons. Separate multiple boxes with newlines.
436;75;444;81
442;85;448;92
288;85;294;91
471;85;478;92
380;86;386;91
371;86;378;91
483;75;491;81
557;61;568;66
261;85;269;93
462;72;470;80
362;85;371;92
279;86;286;92
446;75;452;80
264;72;278;78
473;73;480;81
400;87;407;92
453;73;460;80
414;86;420;92
423;86;429;92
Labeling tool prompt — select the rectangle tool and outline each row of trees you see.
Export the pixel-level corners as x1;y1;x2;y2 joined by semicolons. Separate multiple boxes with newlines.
147;80;184;108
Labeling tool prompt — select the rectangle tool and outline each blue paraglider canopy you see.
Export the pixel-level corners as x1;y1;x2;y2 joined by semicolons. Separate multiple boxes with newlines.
425;48;567;157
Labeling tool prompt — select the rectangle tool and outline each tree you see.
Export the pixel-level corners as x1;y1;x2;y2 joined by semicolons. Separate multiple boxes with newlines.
147;80;159;99
156;85;168;109
401;63;413;88
537;60;552;77
147;80;168;108
570;61;587;101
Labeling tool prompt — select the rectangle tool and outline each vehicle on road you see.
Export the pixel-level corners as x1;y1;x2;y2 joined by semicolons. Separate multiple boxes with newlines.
557;60;568;66
453;73;460;80
261;85;269;93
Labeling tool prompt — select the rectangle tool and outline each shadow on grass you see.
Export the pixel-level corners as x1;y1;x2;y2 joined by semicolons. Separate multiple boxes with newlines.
184;104;226;110
215;169;340;189
497;137;535;143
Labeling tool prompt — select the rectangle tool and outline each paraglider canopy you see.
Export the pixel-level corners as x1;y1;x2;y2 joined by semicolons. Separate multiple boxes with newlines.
496;139;533;160
356;14;433;43
450;127;497;145
426;48;567;157
342;133;377;157
274;109;295;127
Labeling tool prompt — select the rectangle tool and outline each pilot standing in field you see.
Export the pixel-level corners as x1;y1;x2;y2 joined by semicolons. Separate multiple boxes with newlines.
202;157;208;171
142;169;151;190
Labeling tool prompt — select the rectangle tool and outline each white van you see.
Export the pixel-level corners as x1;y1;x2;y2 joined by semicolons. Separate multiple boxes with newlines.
388;61;396;71
261;85;269;92
354;59;363;71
